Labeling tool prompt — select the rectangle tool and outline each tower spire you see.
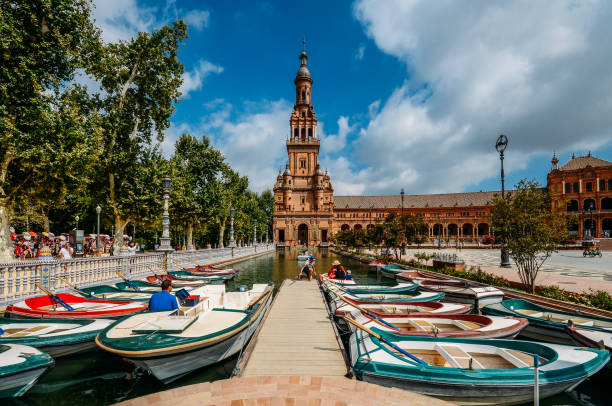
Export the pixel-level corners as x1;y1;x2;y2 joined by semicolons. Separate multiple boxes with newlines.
302;37;306;53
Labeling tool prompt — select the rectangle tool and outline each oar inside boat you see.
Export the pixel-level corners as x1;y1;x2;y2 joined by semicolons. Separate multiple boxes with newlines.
343;315;427;365
116;271;140;291
36;283;75;311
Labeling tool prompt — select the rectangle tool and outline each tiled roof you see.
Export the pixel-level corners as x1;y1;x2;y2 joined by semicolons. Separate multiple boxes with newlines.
558;155;612;171
334;191;500;209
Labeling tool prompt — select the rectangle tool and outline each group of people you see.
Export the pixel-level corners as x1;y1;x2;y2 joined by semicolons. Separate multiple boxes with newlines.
298;257;352;281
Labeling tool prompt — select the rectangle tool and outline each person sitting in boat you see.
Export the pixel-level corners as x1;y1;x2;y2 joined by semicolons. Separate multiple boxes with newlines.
334;262;346;280
345;270;353;280
148;280;179;312
328;260;342;278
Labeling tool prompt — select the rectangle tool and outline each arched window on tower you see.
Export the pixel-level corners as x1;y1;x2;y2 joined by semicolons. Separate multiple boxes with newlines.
308;128;313;140
301;90;306;103
293;128;298;142
301;128;306;141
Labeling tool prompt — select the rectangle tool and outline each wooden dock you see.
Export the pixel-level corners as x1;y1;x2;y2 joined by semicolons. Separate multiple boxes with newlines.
239;279;348;377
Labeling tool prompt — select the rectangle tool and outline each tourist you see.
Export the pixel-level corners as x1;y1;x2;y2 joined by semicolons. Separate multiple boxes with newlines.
345;270;352;280
148;280;179;312
59;242;73;259
328;260;344;278
127;241;138;255
334;262;346;280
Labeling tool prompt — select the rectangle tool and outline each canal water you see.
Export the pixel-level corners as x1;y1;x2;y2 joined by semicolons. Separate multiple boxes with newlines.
8;250;609;405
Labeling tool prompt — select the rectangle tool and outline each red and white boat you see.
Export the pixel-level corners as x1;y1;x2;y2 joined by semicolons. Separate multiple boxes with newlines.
368;260;389;270
4;294;147;319
197;264;235;273
345;310;527;339
143;274;207;288
319;272;357;285
331;296;472;317
182;266;237;277
566;324;612;352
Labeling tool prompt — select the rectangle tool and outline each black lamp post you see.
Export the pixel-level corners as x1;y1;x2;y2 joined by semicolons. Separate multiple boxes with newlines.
400;188;404;216
496;134;511;267
582;202;595;238
437;212;441;249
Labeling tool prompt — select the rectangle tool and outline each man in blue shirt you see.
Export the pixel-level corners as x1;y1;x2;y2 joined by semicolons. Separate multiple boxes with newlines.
148;280;179;311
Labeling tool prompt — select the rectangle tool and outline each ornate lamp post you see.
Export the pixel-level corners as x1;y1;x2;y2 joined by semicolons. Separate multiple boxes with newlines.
400;188;405;216
253;219;257;246
75;215;79;232
229;207;235;247
95;205;101;251
496;134;511;267
157;176;173;252
437;212;441;250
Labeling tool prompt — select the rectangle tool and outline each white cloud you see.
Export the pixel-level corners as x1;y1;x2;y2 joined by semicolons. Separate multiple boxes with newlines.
92;0;158;42
183;9;209;30
163;100;291;192
179;60;224;98
355;43;366;60
338;0;612;194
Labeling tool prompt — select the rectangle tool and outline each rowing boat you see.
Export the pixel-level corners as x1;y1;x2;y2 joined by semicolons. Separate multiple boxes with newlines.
169;270;234;281
0;344;54;398
180;267;237;277
76;284;212;302
344;311;527;339
396;270;460;284
417;280;504;307
319;273;357;285
143;274;212;287
482;298;612;345
330;295;472;317
349;328;610;405
566;325;612;352
338;282;419;295
0;317;112;357
4;294;147;320
95;284;274;383
378;264;408;279
322;280;444;303
368;260;389;271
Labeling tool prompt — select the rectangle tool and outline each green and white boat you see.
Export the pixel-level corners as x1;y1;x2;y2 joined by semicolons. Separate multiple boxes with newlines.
96;283;274;383
378;264;408;279
349;327;610;405
0;317;112;357
342;282;419;295
0;344;54;398
76;284;211;302
322;280;443;303
482;299;612;345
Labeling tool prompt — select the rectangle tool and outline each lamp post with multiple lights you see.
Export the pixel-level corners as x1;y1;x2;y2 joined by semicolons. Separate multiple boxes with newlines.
157;176;173;252
95;205;101;251
229;208;236;247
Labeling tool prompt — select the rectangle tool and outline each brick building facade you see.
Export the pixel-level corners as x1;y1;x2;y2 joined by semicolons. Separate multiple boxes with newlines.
272;47;612;247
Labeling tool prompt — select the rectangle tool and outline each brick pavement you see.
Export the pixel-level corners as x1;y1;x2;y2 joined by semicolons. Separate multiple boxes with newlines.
114;376;454;406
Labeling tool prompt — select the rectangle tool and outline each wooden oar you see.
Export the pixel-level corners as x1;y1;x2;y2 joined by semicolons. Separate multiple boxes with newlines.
36;283;75;311
343;315;427;365
148;267;169;282
331;288;400;331
57;275;97;298
116;271;140;291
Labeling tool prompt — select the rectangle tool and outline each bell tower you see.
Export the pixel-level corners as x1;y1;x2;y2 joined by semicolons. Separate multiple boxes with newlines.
272;41;334;247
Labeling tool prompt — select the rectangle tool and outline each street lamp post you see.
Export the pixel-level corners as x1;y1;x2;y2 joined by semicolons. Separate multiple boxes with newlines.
157;176;173;252
496;134;511;267
437;212;441;250
253;219;257;246
591;202;595;237
229;208;235;247
75;215;79;232
95;205;101;252
400;188;404;216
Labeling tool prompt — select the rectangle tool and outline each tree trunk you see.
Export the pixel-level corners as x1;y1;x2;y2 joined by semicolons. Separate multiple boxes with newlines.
42;210;50;233
0;203;13;262
218;217;226;248
112;217;129;254
187;222;194;250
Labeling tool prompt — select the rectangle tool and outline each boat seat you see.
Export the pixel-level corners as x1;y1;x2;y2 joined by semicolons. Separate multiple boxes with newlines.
516;309;542;317
407;319;432;331
455;320;482;330
436;344;484;369
497;349;533;367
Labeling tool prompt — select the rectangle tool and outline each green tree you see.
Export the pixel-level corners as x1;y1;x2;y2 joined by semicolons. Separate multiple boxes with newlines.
0;0;101;261
85;21;187;252
491;179;569;293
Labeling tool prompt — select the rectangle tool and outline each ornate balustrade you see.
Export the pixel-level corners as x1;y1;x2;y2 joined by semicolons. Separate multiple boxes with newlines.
0;245;274;304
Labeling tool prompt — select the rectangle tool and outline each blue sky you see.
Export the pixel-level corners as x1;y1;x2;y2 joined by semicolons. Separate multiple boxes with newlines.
92;0;612;195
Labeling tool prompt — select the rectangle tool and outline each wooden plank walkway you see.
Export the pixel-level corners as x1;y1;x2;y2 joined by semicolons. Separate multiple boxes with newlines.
241;279;348;377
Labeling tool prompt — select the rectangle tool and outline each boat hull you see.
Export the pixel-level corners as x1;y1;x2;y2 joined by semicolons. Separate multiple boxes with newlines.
360;372;589;406
0;366;50;398
114;292;273;383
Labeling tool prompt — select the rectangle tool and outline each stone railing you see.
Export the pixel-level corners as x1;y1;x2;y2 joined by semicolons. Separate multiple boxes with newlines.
0;245;274;305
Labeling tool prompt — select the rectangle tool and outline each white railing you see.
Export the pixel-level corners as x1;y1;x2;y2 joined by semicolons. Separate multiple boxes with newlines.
0;245;274;304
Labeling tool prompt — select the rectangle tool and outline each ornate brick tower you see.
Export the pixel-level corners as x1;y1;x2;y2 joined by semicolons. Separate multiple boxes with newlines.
272;43;334;247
